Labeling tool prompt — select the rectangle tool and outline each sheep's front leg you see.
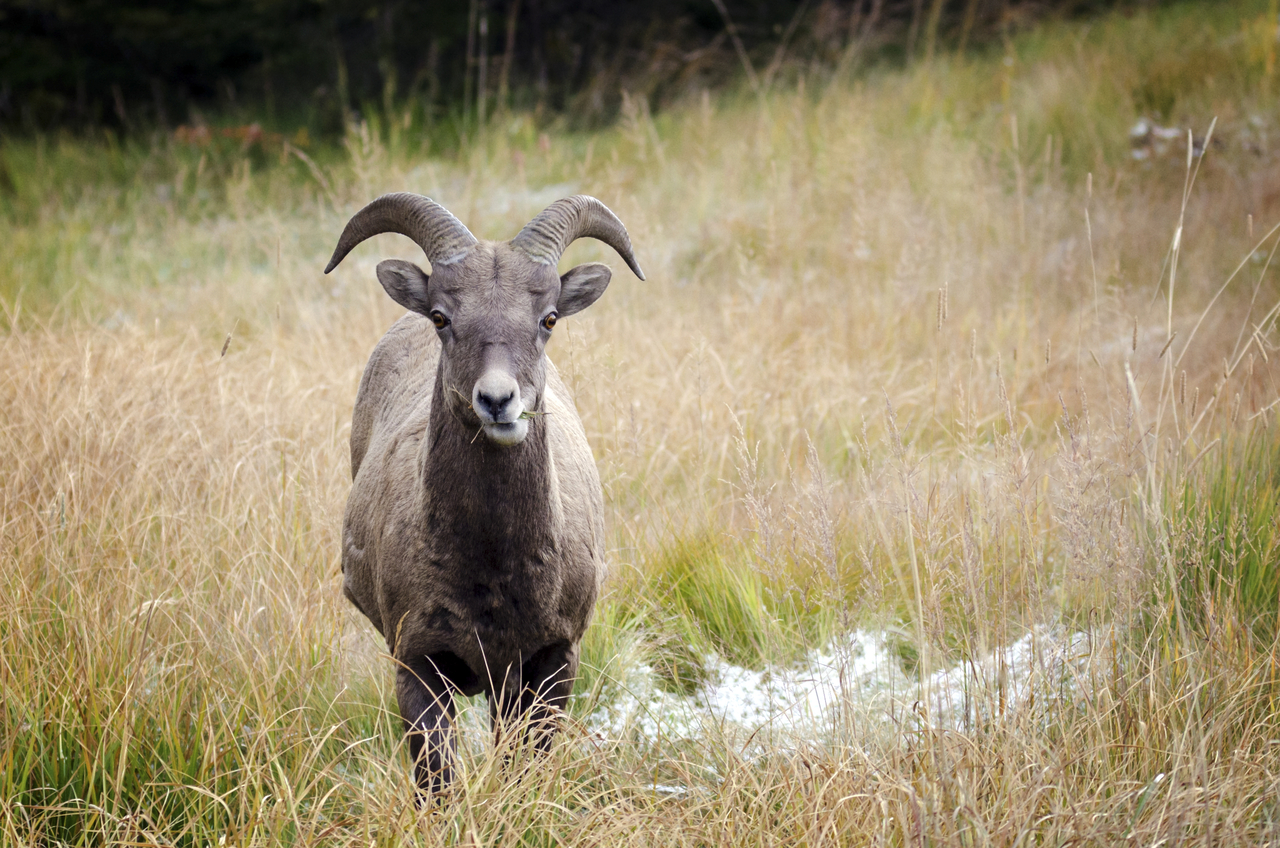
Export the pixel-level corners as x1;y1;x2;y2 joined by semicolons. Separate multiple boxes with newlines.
490;641;579;754
397;655;458;799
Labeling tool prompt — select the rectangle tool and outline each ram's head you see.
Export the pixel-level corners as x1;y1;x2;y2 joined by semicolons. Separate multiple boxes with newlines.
325;193;644;446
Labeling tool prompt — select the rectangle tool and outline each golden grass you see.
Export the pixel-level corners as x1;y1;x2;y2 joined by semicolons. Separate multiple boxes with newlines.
4;2;1280;843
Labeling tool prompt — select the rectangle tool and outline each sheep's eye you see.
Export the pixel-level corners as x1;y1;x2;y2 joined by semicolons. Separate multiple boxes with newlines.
429;311;449;330
542;313;558;331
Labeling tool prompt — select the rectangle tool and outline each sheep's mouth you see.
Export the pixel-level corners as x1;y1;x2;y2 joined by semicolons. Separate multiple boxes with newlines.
481;419;529;447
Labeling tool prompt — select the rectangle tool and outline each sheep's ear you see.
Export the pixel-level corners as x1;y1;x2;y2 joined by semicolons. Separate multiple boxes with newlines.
376;259;431;313
557;263;612;317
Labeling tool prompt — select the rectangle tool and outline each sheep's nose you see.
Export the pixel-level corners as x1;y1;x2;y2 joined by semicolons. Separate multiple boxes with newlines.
476;388;514;418
472;372;520;423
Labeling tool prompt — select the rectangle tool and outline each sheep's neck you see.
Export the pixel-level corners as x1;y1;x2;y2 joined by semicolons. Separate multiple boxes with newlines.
420;378;557;567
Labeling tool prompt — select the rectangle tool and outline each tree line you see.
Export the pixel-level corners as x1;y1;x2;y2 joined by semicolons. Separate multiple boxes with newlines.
1;0;1141;136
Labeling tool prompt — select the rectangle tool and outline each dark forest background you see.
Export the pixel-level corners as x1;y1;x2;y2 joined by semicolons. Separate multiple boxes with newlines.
1;0;1164;137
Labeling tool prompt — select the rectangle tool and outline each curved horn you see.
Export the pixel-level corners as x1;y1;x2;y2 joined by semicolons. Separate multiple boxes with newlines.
510;195;645;280
324;192;477;274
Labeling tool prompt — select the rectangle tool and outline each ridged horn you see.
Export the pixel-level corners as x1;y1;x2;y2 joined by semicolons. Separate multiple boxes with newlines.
510;195;645;280
323;192;477;274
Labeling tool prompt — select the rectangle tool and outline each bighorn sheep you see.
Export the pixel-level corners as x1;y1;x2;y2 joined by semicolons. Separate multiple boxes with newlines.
324;193;643;796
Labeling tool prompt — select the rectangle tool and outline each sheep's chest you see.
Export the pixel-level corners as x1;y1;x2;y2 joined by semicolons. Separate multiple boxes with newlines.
388;516;594;676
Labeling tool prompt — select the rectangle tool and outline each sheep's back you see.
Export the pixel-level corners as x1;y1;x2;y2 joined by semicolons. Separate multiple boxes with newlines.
349;313;440;479
541;361;607;591
343;313;438;637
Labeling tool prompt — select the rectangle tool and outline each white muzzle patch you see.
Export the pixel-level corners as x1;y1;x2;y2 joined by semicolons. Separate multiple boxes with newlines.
472;371;529;447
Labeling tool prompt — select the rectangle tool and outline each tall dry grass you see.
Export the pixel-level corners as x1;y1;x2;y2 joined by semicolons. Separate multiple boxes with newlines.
4;1;1280;843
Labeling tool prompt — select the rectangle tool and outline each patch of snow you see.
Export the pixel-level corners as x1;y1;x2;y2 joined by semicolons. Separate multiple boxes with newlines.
589;626;1098;748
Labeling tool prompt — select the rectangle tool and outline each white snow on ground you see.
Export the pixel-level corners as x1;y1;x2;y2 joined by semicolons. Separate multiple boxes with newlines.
588;627;1099;747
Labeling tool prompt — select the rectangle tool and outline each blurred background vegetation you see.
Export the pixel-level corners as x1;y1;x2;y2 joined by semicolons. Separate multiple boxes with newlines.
3;0;1170;138
5;1;1280;842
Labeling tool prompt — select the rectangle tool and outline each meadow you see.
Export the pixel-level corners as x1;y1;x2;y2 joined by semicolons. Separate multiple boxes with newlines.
4;1;1280;843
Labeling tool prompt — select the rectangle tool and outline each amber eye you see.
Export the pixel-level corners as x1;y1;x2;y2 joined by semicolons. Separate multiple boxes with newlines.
429;310;449;330
542;313;558;331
